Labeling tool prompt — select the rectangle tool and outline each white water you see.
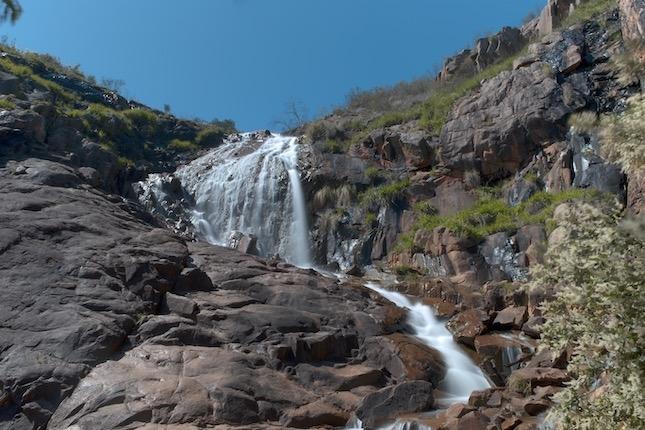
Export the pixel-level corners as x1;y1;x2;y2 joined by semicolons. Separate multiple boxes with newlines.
365;282;491;406
176;133;312;267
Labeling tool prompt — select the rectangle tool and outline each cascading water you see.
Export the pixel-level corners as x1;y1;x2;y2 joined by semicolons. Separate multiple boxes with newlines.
154;133;312;267
365;282;491;404
347;283;492;430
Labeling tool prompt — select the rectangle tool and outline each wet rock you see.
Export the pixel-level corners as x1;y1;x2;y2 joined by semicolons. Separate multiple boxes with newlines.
422;298;458;319
447;309;491;347
228;231;259;255
355;380;435;429
361;334;446;387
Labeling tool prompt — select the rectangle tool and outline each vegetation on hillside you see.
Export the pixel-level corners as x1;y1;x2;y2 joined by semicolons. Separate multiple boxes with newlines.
0;43;238;164
395;189;602;252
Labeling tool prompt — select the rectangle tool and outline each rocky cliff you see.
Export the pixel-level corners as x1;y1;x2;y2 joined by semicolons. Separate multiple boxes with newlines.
0;0;643;429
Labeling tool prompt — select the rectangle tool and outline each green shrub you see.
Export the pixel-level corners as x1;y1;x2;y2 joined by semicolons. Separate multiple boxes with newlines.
364;166;383;182
412;200;438;215
364;211;378;228
168;139;199;152
322;139;347;154
307;121;329;141
122;108;158;135
360;178;410;208
559;0;616;28
408;188;599;242
0;98;16;110
418;198;516;239
369;107;421;129
0;57;32;77
536;204;645;429
30;74;77;103
196;126;227;147
600;95;645;174
394;232;416;252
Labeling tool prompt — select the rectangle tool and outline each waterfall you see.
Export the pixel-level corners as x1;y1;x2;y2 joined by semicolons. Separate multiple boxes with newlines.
168;133;312;266
365;282;491;405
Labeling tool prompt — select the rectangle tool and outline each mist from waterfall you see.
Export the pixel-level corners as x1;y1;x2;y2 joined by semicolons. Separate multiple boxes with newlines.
177;133;312;267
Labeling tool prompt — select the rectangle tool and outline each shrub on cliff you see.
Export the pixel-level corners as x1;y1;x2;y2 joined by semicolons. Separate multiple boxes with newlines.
534;203;645;429
600;95;645;175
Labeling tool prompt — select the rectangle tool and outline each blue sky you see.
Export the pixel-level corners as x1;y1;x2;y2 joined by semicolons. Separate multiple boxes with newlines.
2;0;544;131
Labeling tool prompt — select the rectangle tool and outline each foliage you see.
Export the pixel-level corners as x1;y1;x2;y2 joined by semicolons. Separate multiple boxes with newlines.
535;203;645;429
559;0;616;29
568;111;599;133
405;189;600;245
368;107;421;129
412;200;437;215
364;211;378;228
611;40;645;88
0;97;16;110
0;0;21;24
364;166;383;183
122;108;158;135
313;185;356;210
599;95;645;175
168;139;199;152
359;178;410;208
195;122;235;147
31;75;77;103
0;57;31;77
322;139;349;154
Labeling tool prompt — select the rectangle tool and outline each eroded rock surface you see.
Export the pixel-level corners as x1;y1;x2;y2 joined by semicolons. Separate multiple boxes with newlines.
0;159;443;429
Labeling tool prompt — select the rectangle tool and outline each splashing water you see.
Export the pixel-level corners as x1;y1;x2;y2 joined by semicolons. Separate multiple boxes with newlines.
176;133;312;267
365;282;491;406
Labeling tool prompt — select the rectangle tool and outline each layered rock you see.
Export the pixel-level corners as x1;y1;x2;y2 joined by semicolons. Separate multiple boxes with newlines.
438;27;527;81
0;158;447;429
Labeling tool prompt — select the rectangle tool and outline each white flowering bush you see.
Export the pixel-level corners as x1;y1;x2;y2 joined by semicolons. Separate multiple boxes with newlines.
600;95;645;175
532;203;645;429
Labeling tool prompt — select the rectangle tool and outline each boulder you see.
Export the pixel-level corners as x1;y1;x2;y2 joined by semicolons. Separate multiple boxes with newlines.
281;399;349;428
492;306;528;330
355;381;434;429
447;309;491;347
361;333;446;387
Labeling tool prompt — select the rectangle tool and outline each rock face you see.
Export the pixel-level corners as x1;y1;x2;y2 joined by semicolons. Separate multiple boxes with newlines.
537;0;586;36
0;158;442;429
356;381;435;429
438;27;526;81
619;0;645;40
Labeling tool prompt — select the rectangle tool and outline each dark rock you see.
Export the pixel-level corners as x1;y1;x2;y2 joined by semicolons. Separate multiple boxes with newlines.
447;309;490;347
361;334;446;387
356;381;434;429
0;71;20;95
492;306;528;330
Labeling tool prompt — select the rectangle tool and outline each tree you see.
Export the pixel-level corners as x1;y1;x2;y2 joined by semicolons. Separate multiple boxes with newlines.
1;0;21;24
532;202;645;429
